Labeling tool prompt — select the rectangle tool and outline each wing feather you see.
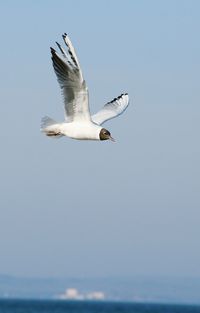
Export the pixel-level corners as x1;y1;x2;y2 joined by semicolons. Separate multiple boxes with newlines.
50;34;90;122
92;93;129;125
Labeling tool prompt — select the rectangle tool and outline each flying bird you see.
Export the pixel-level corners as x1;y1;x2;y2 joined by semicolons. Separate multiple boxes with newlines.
41;33;129;141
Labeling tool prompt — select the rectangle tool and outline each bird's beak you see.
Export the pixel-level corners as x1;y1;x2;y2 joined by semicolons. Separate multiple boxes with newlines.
110;136;116;142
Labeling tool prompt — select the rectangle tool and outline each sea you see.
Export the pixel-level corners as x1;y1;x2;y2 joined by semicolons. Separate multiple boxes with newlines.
0;300;200;313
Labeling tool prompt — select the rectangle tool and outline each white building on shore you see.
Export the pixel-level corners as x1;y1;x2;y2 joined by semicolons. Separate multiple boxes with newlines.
58;288;105;301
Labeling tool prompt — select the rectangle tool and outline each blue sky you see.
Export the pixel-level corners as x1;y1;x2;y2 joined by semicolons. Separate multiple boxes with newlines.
0;0;199;278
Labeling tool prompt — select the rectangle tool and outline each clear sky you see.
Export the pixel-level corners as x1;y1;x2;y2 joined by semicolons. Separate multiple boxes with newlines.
0;0;199;279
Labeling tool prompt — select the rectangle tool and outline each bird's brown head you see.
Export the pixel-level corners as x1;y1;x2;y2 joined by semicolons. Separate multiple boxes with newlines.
99;128;115;141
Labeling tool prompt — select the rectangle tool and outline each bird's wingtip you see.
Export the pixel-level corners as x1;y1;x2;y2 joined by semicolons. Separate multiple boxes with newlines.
62;33;68;39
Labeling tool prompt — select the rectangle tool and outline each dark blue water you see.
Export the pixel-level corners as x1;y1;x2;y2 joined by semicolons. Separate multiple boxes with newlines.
0;300;199;313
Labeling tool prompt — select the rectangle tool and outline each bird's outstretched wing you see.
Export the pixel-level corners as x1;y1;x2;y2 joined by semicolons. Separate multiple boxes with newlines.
92;93;129;125
50;33;91;122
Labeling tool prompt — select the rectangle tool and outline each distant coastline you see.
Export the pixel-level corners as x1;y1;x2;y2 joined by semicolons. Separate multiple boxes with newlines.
0;275;200;305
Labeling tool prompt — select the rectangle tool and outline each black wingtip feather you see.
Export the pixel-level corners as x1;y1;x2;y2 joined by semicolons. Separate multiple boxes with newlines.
62;33;67;39
50;47;56;53
107;93;129;105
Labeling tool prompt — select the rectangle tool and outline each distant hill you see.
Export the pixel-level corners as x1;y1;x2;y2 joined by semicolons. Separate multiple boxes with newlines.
0;275;200;304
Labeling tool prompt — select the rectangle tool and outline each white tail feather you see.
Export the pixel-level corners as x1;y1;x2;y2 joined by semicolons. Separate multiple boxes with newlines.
40;116;64;138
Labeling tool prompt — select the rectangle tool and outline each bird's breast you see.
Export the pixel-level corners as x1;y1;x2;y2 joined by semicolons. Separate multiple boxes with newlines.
61;121;102;140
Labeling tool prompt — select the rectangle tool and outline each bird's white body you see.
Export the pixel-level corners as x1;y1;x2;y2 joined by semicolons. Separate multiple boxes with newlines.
41;33;129;141
52;121;102;140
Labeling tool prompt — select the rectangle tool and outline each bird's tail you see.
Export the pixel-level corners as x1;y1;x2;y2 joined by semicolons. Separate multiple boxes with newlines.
40;116;64;138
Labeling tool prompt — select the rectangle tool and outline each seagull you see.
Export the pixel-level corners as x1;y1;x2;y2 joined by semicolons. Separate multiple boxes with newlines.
41;33;129;141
